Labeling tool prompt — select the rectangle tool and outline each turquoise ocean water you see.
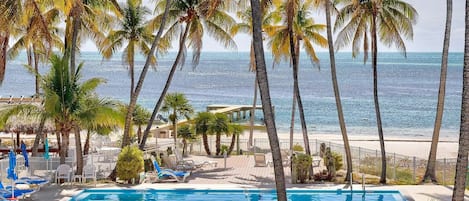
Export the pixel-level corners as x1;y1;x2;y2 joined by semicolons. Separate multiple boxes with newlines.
0;52;464;139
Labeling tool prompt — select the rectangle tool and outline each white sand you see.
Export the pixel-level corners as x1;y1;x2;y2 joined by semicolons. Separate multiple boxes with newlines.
242;130;460;159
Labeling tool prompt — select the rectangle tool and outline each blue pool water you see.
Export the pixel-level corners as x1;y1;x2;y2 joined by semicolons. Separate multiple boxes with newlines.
70;189;407;201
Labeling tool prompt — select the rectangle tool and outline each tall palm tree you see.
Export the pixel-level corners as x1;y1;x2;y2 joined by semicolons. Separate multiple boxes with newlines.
423;0;452;183
160;93;194;148
42;54;107;164
8;5;63;96
138;0;237;149
267;0;327;179
250;0;287;199
452;1;469;199
208;113;230;156
312;0;353;182
111;0;171;181
335;0;417;183
232;0;274;149
100;0;160;100
0;0;53;84
194;111;214;155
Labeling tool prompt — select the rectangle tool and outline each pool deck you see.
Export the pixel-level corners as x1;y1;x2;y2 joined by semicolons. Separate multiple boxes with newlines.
26;155;469;201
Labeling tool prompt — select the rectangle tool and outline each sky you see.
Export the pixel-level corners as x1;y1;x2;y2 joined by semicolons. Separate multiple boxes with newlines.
82;0;466;53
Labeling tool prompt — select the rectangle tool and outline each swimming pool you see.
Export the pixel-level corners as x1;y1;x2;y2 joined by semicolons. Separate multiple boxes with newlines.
70;189;407;201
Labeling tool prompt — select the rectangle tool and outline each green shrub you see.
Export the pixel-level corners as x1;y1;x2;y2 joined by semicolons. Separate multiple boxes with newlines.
293;153;312;183
221;145;229;154
117;146;144;183
292;144;304;152
324;151;343;171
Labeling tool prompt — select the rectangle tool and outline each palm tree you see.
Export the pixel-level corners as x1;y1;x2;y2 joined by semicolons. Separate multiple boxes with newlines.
0;0;53;84
232;1;273;149
132;104;151;144
208;113;230;156
69;0;121;73
160;93;194;149
228;124;243;155
177;124;196;156
100;0;159;100
334;0;417;183
313;0;354;182
194;111;214;155
250;0;287;199
138;0;237;149
267;0;327;179
423;0;452;183
452;1;469;199
8;5;63;96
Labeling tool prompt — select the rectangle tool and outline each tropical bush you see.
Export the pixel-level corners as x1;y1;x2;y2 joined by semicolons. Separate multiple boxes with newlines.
292;144;304;152
116;146;144;183
293;153;312;183
323;152;343;171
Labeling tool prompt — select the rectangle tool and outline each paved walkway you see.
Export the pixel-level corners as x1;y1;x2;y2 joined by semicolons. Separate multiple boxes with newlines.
26;155;469;201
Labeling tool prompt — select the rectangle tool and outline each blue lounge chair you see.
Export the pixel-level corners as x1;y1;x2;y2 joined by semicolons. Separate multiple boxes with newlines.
16;176;49;186
153;160;190;182
0;182;35;198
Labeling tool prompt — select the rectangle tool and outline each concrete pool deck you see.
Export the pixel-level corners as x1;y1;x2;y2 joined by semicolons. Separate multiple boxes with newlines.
25;155;469;200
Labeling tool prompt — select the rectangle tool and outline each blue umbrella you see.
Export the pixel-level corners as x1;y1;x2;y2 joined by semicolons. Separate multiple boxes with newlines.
20;142;29;168
7;150;17;181
44;138;49;160
7;149;17;199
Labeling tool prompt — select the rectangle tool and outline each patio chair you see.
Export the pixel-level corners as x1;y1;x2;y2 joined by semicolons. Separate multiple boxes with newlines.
81;166;97;185
254;153;268;167
55;164;72;184
152;160;190;183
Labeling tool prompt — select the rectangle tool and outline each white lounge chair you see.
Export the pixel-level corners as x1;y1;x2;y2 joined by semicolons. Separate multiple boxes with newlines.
254;153;268;167
55;164;72;184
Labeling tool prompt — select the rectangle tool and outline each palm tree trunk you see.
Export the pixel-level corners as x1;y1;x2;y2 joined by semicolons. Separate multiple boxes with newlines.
325;0;353;182
173;114;178;150
202;133;211;155
118;0;171;152
423;0;452;183
69;12;81;74
289;92;296;151
137;125;142;144
371;13;387;184
0;32;9;83
139;23;191;150
74;127;83;175
215;133;221;155
27;47;33;72
228;133;236;155
59;131;69;164
84;130;91;155
32;116;47;156
250;0;287;199
288;1;312;179
452;1;469;199
248;73;258;148
33;45;40;96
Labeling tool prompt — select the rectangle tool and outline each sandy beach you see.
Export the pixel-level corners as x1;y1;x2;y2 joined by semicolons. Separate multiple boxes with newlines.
243;131;460;159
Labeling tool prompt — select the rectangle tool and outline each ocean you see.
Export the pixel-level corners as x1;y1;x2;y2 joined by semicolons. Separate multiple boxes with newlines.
1;51;464;139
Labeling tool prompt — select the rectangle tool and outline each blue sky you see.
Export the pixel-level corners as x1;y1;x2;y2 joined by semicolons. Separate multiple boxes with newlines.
82;0;466;53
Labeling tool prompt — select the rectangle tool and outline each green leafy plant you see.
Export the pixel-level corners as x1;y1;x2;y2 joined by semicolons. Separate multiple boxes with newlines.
221;144;229;155
324;151;343;171
116;145;144;183
293;153;312;183
292;144;304;152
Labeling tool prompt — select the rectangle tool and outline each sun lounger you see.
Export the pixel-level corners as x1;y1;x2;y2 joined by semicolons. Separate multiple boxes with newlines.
254;153;268;167
144;160;190;183
0;181;35;199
